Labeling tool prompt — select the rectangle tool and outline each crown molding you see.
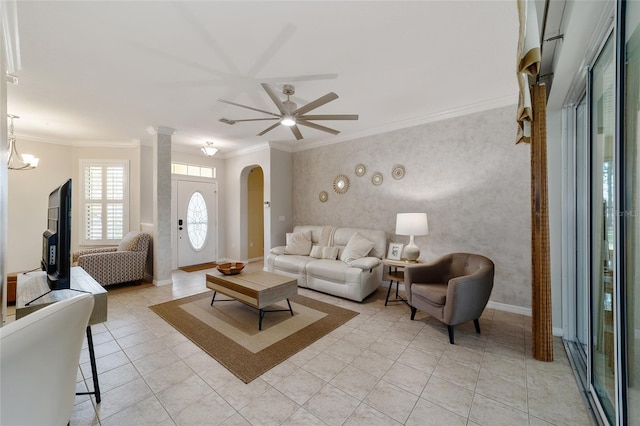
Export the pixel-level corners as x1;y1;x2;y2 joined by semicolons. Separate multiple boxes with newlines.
71;139;141;148
291;94;518;152
13;132;141;148
2;0;22;74
146;125;175;136
268;141;294;153
222;141;271;159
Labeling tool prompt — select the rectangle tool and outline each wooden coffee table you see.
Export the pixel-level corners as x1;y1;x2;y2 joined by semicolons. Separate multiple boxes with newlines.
205;270;298;330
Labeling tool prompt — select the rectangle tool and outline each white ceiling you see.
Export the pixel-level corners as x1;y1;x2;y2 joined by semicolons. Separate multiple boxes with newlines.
7;1;520;156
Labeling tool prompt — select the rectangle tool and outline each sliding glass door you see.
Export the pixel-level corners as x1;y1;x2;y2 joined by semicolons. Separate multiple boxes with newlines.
624;1;640;423
566;2;640;424
590;33;617;423
576;94;588;358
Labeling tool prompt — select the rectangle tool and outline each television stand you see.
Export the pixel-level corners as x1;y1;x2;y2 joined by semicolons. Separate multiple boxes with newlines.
17;267;108;403
25;287;91;306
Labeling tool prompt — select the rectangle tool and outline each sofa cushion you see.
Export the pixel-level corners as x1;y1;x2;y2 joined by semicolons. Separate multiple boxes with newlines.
306;259;349;282
340;232;375;263
273;254;316;274
412;283;448;306
284;231;312;255
270;246;286;255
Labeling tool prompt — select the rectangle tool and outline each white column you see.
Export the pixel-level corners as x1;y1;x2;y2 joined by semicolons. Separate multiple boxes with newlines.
0;24;8;325
149;126;174;286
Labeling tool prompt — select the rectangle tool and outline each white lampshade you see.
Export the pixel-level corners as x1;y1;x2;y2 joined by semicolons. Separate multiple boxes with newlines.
21;154;40;167
395;213;429;236
395;213;428;262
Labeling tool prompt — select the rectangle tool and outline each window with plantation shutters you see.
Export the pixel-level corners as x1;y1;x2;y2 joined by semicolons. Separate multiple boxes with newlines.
80;160;129;245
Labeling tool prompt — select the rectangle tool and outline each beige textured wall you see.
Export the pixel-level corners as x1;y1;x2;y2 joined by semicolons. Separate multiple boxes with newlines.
7;140;74;272
292;105;531;308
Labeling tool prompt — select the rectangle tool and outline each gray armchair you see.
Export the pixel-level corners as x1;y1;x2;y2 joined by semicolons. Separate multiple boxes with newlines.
73;231;151;286
404;253;494;344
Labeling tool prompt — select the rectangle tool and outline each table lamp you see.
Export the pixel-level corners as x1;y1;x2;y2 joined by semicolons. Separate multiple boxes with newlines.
395;213;429;262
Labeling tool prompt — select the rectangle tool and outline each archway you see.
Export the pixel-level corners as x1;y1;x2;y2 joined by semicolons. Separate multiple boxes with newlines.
239;165;265;262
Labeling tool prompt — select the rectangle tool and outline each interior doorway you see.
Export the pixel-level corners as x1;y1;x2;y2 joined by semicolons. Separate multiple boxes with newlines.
246;167;264;261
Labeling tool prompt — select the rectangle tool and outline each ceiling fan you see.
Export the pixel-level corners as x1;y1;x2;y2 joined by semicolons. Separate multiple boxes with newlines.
217;83;358;140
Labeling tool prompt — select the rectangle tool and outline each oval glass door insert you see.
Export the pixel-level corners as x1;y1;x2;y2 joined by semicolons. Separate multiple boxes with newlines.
187;191;208;250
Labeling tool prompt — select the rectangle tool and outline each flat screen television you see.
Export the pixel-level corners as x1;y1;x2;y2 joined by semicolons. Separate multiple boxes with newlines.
41;179;72;290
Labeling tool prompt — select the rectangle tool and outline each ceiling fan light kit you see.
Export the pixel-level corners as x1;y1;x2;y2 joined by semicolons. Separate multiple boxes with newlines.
217;83;358;140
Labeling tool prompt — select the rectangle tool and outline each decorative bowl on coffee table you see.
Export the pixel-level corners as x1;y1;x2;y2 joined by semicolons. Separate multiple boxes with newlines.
217;262;245;275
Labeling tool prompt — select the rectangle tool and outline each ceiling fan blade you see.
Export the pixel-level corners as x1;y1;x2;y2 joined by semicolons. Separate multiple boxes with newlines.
230;118;279;123
257;122;281;136
298;114;359;121
261;83;287;114
297;120;340;135
217;98;280;117
293;92;339;115
290;125;303;140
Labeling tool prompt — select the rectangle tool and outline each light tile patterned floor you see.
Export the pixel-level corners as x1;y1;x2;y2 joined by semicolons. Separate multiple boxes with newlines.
60;262;594;425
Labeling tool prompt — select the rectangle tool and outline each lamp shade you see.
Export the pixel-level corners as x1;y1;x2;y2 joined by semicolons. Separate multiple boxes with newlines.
395;213;429;236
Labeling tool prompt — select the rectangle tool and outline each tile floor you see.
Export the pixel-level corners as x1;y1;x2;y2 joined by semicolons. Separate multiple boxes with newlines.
10;262;595;425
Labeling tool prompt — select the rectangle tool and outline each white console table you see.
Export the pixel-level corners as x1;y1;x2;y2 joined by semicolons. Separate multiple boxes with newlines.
16;267;108;403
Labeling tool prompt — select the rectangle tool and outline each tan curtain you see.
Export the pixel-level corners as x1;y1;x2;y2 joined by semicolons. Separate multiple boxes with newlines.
530;84;553;361
516;0;552;361
516;0;541;144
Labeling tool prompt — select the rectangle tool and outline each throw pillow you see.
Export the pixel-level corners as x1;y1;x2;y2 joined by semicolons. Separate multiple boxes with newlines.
310;245;339;260
340;232;375;263
284;230;312;255
118;232;140;251
309;245;323;259
322;246;339;260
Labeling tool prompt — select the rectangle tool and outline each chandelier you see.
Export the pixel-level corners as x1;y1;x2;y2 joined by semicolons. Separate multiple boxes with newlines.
201;141;218;157
7;114;39;170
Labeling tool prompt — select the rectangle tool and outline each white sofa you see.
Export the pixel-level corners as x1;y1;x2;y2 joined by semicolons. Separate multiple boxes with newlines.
266;225;387;302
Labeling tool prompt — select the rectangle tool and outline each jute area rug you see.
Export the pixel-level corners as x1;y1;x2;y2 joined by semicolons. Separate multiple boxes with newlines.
149;291;358;383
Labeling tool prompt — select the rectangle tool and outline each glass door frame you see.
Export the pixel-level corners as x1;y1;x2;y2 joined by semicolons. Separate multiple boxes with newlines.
562;2;631;424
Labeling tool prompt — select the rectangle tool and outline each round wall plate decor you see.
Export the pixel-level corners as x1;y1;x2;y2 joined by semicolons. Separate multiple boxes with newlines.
319;191;329;202
392;165;405;180
371;172;383;186
355;164;366;177
333;174;350;194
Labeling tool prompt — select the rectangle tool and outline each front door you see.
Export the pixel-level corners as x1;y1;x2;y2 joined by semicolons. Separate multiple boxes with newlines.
176;180;217;267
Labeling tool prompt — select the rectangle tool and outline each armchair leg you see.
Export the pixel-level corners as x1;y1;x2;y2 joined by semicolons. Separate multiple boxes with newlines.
447;325;455;344
474;319;481;334
410;307;417;320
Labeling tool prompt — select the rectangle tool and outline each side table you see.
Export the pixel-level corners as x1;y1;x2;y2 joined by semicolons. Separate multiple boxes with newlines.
382;259;421;306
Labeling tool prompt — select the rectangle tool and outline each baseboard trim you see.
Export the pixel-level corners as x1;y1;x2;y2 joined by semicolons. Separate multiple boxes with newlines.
379;281;564;337
153;278;173;287
380;281;534;317
486;300;532;317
